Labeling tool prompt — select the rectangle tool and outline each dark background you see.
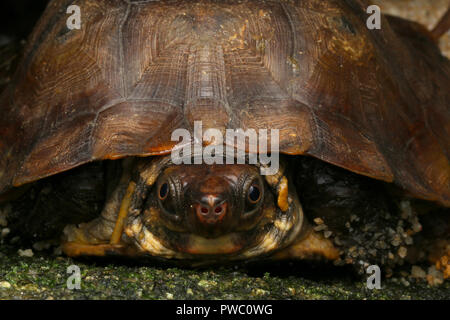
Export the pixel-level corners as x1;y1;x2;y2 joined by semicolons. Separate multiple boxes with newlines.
0;1;49;42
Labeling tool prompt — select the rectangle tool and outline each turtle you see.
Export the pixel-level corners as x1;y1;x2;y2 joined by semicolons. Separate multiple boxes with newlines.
0;0;449;276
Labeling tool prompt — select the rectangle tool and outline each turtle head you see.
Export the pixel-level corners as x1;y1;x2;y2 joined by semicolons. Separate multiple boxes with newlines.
155;164;266;239
124;158;305;262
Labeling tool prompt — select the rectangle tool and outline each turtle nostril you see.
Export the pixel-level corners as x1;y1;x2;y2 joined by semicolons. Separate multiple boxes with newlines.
200;206;209;214
194;200;228;227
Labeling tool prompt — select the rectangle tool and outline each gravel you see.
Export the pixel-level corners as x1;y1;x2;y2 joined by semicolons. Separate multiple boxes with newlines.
0;245;449;300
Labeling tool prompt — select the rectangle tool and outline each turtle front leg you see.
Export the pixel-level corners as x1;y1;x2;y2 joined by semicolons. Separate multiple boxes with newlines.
62;181;136;257
62;159;135;256
272;226;340;261
62;157;170;257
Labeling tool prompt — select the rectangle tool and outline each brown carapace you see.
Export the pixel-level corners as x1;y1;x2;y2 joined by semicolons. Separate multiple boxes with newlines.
0;0;449;206
0;0;449;268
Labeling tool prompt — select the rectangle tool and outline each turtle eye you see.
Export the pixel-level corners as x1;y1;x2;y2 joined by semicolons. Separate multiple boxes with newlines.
157;181;178;217
155;179;178;219
248;185;261;203
242;179;264;219
158;182;169;200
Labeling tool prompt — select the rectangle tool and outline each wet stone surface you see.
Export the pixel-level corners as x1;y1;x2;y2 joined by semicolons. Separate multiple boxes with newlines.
0;0;449;300
0;245;449;300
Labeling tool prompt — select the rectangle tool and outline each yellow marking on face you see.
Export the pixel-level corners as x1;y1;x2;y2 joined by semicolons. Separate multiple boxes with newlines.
277;177;289;212
260;232;278;251
146;170;160;186
242;232;279;258
110;181;136;244
263;163;285;186
274;219;293;232
125;221;142;238
140;159;169;186
264;174;278;186
141;228;176;257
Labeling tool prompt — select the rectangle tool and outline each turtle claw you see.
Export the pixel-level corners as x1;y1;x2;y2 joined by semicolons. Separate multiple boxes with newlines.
428;241;450;280
62;241;141;257
273;228;340;261
62;241;124;257
62;216;116;245
62;219;119;257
